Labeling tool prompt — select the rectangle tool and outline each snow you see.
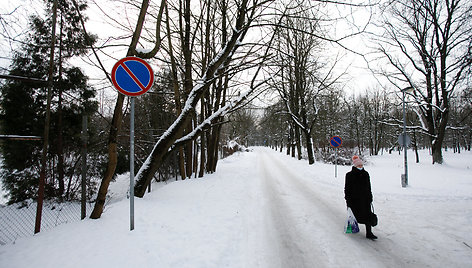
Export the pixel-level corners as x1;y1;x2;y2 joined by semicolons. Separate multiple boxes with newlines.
1;147;472;267
0;156;8;205
135;48;153;54
0;187;6;205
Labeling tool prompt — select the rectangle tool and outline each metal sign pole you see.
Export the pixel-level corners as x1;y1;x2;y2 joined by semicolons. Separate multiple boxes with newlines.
111;56;154;231
330;136;342;178
335;148;338;178
402;91;408;187
130;97;135;231
400;86;413;187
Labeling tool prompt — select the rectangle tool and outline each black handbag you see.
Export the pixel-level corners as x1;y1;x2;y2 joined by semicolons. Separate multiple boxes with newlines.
370;204;378;227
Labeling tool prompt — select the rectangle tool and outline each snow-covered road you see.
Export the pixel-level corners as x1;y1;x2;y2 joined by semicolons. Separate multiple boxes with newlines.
2;147;471;267
251;149;412;267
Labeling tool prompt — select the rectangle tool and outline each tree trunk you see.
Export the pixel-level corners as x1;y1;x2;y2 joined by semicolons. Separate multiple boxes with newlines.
305;131;314;164
57;87;65;197
193;116;198;178
164;3;186;180
205;2;228;174
294;125;302;160
432;141;443;164
90;94;124;218
181;0;194;179
290;126;295;157
209;123;222;172
90;0;151;219
286;128;291;155
54;14;65;197
198;129;205;177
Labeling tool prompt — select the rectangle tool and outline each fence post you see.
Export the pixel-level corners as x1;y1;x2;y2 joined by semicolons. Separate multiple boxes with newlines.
81;115;87;220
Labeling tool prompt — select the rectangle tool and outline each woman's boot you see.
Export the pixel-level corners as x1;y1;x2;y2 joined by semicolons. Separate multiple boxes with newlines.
366;225;377;240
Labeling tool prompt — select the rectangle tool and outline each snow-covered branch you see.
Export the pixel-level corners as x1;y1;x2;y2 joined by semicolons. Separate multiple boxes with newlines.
173;89;252;147
133;0;272;197
379;119;430;136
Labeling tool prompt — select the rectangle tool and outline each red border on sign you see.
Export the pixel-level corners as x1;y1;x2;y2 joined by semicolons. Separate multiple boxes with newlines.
330;136;342;147
111;56;154;97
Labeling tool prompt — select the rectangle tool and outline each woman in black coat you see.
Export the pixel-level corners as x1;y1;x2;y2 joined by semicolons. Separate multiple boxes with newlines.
344;155;377;240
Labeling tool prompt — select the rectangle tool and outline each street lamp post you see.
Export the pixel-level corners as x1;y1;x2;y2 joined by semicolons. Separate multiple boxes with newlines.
401;86;414;187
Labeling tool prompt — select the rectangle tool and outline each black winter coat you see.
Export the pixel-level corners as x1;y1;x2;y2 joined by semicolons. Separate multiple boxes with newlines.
344;166;373;224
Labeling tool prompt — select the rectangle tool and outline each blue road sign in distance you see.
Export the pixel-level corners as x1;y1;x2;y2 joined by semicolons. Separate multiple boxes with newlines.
111;57;154;96
330;136;342;148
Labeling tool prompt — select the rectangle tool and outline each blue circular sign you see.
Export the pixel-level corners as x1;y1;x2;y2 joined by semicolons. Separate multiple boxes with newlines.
330;136;342;148
111;57;154;96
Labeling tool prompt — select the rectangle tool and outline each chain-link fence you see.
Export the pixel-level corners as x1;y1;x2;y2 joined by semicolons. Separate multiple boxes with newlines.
0;200;90;245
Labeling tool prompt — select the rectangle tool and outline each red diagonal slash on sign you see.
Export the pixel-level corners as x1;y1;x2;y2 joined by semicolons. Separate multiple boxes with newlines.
111;56;154;97
120;62;147;91
330;136;342;147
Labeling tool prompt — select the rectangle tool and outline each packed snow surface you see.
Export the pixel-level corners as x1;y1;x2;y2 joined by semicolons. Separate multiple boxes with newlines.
1;147;471;267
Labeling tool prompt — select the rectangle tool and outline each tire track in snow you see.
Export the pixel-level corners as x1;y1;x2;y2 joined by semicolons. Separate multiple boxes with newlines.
257;153;315;267
256;149;412;267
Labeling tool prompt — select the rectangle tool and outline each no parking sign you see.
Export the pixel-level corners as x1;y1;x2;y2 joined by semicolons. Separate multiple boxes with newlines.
111;57;154;96
330;136;342;148
111;56;154;231
330;136;342;178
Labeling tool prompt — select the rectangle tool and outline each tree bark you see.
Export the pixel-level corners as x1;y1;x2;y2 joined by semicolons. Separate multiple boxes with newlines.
181;0;194;179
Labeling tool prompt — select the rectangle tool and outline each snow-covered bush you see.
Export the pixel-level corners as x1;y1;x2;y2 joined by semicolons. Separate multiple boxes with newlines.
222;140;248;158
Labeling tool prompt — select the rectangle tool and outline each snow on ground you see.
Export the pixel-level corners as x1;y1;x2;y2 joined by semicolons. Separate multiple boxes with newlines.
1;147;471;267
0;188;6;205
0;156;7;205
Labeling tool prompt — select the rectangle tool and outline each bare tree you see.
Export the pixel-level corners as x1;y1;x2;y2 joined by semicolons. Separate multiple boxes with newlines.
268;0;347;164
373;0;472;163
360;89;394;155
133;0;274;197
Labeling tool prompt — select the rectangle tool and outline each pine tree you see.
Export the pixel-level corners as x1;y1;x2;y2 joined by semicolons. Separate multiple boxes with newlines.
0;0;97;204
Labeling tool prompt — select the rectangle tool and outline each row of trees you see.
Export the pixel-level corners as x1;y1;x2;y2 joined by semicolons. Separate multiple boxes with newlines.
0;0;471;219
372;0;472;164
90;0;274;218
1;0;274;212
257;86;472;162
256;0;472;164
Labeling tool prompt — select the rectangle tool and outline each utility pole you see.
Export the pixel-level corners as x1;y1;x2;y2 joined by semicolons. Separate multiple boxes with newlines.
401;86;414;188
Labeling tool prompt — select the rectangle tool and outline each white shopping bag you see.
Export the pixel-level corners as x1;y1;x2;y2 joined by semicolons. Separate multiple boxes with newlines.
344;207;360;234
